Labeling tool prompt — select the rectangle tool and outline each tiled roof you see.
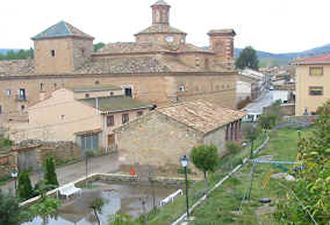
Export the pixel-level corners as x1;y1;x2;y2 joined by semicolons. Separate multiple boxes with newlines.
96;42;212;55
81;96;153;113
208;29;236;36
157;101;245;134
32;21;94;40
136;24;186;35
68;85;122;93
291;54;330;65
0;59;34;77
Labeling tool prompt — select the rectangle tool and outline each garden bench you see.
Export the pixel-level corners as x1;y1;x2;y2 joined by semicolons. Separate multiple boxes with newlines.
57;183;82;199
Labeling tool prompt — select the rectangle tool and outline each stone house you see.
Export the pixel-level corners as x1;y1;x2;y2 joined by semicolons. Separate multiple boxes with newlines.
7;86;153;154
0;0;238;128
114;101;245;170
292;54;330;115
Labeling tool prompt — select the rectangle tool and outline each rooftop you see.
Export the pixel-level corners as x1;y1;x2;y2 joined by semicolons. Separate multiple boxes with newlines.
157;101;245;134
68;85;122;93
0;59;34;77
81;96;154;113
32;21;94;40
136;24;186;35
208;29;236;36
291;53;330;65
152;0;170;6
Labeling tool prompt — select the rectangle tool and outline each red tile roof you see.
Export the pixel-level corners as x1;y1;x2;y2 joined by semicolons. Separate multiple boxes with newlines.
292;54;330;65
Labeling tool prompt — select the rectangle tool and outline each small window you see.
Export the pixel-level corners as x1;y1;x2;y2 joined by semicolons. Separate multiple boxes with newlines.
309;86;323;96
122;113;129;124
54;83;57;89
81;48;85;55
195;57;200;67
107;115;115;127
109;92;114;96
85;93;90;98
137;111;143;117
5;89;11;96
51;50;56;57
95;80;100;85
124;87;132;97
40;83;44;92
0;105;2;114
309;67;323;76
21;105;25;111
179;85;185;92
60;115;65;120
18;88;26;101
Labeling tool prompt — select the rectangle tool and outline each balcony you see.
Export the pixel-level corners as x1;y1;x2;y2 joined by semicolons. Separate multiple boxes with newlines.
15;95;27;102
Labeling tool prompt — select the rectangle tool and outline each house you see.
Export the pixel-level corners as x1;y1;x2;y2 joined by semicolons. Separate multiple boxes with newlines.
0;0;238;128
292;54;330;115
114;101;245;170
7;86;153;154
236;69;267;107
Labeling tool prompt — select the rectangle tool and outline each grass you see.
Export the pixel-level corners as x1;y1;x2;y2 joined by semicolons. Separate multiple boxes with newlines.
190;127;312;225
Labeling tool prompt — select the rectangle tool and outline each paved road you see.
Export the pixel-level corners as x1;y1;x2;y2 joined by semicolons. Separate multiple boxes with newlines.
1;153;120;194
243;91;274;114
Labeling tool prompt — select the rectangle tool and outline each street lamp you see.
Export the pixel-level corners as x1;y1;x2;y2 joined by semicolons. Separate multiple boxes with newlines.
10;168;18;191
180;155;189;219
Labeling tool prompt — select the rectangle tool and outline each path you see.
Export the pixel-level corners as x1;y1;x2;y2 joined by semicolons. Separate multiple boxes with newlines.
1;153;120;193
244;91;274;114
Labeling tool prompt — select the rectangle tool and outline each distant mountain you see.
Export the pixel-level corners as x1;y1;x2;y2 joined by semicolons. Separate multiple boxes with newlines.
0;49;19;54
235;43;330;66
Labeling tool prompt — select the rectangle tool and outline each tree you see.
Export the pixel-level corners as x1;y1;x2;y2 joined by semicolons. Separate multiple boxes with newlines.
89;198;104;225
94;42;105;52
191;145;219;190
259;100;283;130
0;192;20;225
276;101;330;224
17;170;34;200
30;196;60;225
243;124;260;158
44;157;59;189
235;46;259;70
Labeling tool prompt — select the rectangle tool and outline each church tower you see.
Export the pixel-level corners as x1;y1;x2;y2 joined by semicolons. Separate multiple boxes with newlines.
151;0;170;25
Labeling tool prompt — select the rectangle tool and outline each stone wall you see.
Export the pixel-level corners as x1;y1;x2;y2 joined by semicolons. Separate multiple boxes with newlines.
0;153;15;179
115;111;203;171
203;126;227;154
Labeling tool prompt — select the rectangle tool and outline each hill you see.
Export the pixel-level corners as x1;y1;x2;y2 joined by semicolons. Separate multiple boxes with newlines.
235;43;330;66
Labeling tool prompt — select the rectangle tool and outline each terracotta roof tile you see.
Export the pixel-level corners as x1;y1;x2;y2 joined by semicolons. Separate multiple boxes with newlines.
0;59;34;77
157;101;245;134
292;54;330;65
136;24;186;35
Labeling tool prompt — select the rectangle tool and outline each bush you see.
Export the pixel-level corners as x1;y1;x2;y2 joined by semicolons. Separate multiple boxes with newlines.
44;157;59;188
17;170;34;200
225;142;242;154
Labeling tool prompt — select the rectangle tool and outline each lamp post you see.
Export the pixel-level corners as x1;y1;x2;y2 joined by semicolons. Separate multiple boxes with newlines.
180;155;189;219
10;168;18;191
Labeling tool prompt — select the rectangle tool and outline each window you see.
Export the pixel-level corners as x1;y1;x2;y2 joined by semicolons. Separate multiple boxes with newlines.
107;115;115;127
51;50;56;57
195;57;200;67
124;87;132;97
179;85;185;92
109;91;114;96
5;89;11;96
54;83;57;89
137;111;143;117
40;83;44;92
309;67;323;76
18;88;26;101
0;105;2;114
309;86;323;96
21;105;25;111
122;113;129;124
95;80;100;85
80;134;99;151
85;93;90;98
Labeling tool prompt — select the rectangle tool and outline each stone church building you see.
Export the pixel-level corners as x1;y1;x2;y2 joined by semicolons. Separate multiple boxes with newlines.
0;0;237;125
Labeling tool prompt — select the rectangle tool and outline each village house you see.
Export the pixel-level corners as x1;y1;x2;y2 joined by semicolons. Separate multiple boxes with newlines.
114;101;245;171
0;0;238;128
7;86;153;154
293;54;330;115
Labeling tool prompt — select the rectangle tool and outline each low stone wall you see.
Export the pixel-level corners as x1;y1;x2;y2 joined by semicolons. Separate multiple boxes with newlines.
0;153;15;179
276;115;318;129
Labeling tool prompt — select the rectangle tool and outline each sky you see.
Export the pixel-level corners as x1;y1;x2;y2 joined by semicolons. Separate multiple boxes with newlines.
1;0;330;53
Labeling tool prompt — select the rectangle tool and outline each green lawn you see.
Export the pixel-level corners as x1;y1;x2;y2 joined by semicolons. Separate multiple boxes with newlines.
191;128;312;225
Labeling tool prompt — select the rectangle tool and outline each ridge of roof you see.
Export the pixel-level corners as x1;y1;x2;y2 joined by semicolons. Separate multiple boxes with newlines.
32;21;94;40
291;53;330;65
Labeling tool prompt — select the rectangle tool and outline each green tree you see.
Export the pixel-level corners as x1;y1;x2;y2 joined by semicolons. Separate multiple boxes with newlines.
0;192;20;225
89;198;105;225
235;46;259;70
44;157;59;188
17;170;34;200
225;141;242;155
191;145;219;189
30;196;60;225
94;42;105;52
276;101;330;224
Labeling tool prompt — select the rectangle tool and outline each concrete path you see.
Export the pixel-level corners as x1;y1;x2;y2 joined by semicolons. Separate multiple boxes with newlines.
1;153;120;194
244;91;274;114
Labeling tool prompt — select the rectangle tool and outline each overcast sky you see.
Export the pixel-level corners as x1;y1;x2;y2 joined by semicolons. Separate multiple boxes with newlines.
1;0;330;53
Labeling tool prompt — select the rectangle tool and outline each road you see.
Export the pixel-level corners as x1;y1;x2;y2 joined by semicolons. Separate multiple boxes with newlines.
1;153;120;194
243;91;274;114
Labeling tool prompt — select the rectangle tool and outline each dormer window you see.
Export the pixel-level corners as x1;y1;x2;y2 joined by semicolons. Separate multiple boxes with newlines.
51;50;56;57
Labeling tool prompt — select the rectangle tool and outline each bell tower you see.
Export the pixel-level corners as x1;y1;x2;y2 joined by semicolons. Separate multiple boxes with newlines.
151;0;170;25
